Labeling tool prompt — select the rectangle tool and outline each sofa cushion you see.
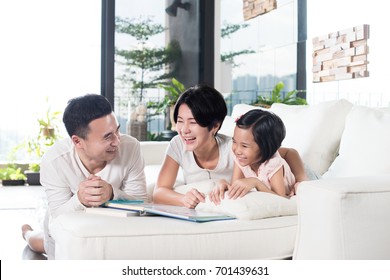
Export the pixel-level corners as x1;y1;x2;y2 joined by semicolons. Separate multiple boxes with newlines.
196;191;297;220
219;116;235;137
270;99;353;175
323;106;390;178
231;103;270;120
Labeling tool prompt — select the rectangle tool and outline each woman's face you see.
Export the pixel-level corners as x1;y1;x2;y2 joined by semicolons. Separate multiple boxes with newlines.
232;126;261;170
176;103;217;151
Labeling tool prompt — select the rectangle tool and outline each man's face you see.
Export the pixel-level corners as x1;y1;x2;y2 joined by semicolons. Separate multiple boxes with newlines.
78;113;121;165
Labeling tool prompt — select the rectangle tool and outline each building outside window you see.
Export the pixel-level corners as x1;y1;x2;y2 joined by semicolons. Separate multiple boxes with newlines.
217;0;300;113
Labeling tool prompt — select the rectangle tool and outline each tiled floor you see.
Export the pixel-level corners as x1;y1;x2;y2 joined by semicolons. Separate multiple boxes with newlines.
0;185;47;260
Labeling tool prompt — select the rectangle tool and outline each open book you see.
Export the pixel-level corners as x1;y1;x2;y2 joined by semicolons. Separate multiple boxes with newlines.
103;200;235;222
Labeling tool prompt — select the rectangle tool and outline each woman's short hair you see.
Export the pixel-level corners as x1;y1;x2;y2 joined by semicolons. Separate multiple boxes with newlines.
173;84;227;131
236;109;286;163
63;94;112;138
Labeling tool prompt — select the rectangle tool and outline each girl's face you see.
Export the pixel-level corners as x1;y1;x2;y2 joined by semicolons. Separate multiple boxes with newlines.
176;103;217;151
232;126;261;170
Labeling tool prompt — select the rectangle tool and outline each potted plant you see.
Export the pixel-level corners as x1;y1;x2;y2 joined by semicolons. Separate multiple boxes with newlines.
146;78;186;140
156;77;186;131
18;98;62;185
0;164;27;186
252;81;307;108
115;16;181;141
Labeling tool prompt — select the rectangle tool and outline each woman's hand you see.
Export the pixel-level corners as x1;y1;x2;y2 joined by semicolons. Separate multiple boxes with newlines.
181;188;206;208
209;179;230;205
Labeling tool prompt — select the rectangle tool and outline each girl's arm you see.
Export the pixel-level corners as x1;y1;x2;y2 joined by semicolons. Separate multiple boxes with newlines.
153;155;205;208
268;167;289;197
278;147;307;183
228;164;288;199
226;163;264;199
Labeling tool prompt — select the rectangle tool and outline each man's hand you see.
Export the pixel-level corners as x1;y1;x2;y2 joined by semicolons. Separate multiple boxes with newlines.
78;174;113;207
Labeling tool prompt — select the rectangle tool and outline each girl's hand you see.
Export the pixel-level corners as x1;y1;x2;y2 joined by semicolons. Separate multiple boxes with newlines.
227;178;258;199
289;181;301;197
181;188;206;209
209;180;230;205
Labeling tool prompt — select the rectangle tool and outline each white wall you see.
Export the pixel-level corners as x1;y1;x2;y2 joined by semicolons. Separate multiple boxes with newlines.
306;0;390;108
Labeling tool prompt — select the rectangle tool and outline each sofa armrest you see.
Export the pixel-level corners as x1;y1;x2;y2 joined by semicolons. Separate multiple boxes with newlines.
140;141;169;166
293;175;390;259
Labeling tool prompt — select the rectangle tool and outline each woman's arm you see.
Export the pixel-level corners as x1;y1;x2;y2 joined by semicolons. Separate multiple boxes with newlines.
153;155;205;208
153;155;181;205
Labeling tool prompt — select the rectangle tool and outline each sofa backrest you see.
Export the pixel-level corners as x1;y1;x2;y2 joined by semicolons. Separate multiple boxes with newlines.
323;105;390;178
140;141;170;165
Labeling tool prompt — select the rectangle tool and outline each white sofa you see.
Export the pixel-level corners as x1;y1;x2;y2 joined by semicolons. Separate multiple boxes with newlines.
50;99;390;259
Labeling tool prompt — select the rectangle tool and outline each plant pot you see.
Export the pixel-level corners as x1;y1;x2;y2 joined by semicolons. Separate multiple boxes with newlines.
25;171;41;186
127;100;148;141
1;179;26;186
161;130;178;141
42;127;55;137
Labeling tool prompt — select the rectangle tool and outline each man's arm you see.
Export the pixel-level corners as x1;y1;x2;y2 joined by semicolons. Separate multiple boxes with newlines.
40;158;85;219
116;140;148;201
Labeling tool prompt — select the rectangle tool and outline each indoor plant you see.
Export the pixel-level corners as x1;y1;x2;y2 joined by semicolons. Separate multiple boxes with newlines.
19;98;62;185
148;77;186;132
0;164;27;186
252;81;307;108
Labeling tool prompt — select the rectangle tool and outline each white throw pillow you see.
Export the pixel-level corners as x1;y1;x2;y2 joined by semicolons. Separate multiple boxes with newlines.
219;116;235;137
231;103;269;120
196;191;297;220
270;99;353;175
220;105;270;137
323;106;390;178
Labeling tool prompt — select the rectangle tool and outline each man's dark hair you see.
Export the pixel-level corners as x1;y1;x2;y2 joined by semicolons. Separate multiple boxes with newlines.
63;94;113;138
173;84;227;132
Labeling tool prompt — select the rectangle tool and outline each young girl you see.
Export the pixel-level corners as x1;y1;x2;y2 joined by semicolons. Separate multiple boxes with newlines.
209;109;296;204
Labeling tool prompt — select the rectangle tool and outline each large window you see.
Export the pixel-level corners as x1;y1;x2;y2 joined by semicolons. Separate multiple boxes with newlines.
113;0;207;140
0;0;101;162
217;0;300;112
114;0;167;140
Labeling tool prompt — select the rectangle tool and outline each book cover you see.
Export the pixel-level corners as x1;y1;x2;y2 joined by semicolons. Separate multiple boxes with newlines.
103;200;235;222
103;199;145;211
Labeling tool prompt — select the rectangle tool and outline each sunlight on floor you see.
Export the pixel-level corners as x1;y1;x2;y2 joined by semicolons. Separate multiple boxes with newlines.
0;186;47;260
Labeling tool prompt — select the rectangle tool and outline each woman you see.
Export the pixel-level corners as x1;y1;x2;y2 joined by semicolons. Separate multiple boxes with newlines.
153;84;306;208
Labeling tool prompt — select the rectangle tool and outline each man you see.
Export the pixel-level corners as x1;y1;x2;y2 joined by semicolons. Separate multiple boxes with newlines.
22;94;147;259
